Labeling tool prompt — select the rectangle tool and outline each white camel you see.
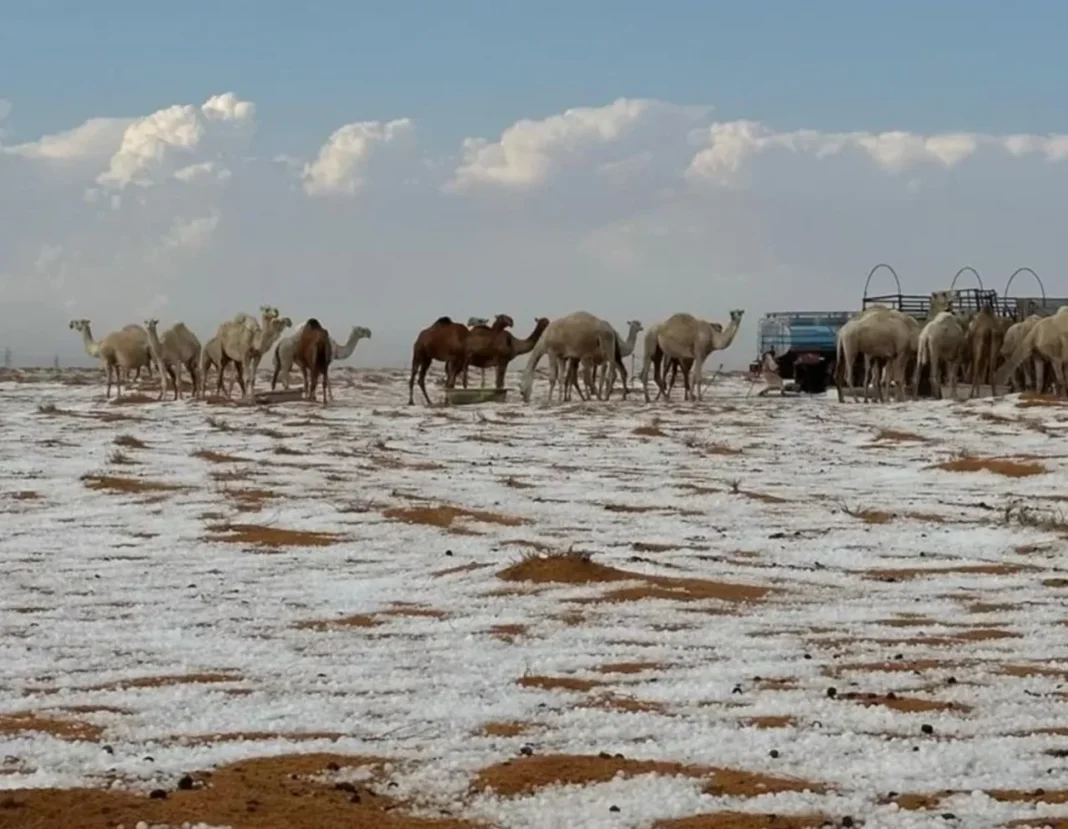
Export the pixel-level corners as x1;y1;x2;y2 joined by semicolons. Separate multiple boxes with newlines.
574;319;643;400
272;323;372;400
651;310;744;401
834;307;914;403
144;319;202;401
69;319;154;384
998;313;1042;393
995;306;1068;396
69;319;154;399
520;311;617;404
912;310;965;400
210;307;289;398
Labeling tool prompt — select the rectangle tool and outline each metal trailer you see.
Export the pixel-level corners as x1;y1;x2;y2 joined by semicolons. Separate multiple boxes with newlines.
752;265;1068;396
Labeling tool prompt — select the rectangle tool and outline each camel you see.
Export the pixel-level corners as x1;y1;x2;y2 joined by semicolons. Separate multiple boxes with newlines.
272;324;372;399
144;319;202;401
461;314;516;389
999;314;1043;393
834;307;914;403
462;317;549;391
69;320;154;384
912;310;965;400
967;307;1003;398
994;306;1068;397
215;313;291;399
464;317;491;386
409;316;470;405
197;335;227;399
651;310;744;401
637;322;682;402
294;318;332;405
519;311;617;404
69;319;154;398
569;319;643;400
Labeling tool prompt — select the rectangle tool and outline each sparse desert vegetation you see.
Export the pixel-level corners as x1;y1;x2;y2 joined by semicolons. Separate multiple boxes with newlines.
2;367;1068;827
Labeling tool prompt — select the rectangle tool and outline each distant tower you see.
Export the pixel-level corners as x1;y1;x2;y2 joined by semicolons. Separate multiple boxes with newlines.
2;348;10;369
53;354;60;371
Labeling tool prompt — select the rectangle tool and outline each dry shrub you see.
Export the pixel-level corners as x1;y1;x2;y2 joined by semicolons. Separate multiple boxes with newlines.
602;503;659;513
497;551;771;605
739;489;789;504
81;474;184;495
113;434;146;449
35;403;62;415
194;449;250;463
383;505;527;528
841;505;894;524
935;455;1047;477
501;476;535;489
108;450;136;466
631;541;676;553
0;753;475;829
227;488;279;511
204;522;340;547
472;754;825;799
1003;501;1068;533
633;419;666;437
0;712;102;742
9;490;40;501
273;445;305;456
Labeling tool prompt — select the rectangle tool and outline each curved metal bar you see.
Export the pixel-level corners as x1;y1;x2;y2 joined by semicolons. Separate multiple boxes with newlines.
1004;267;1046;301
862;263;902;301
948;266;983;292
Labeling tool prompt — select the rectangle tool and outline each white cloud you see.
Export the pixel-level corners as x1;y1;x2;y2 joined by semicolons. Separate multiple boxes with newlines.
302;118;414;197
446;98;709;192
160;211;220;252
2;92;1068;369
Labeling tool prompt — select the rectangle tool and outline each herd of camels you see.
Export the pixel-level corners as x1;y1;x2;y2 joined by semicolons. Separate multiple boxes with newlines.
64;293;1065;407
836;290;1068;403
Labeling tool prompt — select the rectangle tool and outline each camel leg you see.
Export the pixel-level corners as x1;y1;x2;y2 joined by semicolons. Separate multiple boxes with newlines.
407;350;421;405
417;361;433;406
321;364;330;405
105;363;113;399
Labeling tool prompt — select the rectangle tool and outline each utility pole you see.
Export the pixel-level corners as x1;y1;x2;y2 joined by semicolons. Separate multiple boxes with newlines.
53;354;60;371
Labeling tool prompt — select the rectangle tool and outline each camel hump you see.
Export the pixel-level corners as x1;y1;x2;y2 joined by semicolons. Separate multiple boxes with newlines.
305;318;323;330
434;315;453;326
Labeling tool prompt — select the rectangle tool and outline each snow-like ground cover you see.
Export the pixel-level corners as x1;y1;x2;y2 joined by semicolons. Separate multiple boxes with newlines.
2;366;1068;829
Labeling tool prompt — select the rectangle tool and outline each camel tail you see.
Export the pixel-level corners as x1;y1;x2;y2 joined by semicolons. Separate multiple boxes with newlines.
993;326;1035;388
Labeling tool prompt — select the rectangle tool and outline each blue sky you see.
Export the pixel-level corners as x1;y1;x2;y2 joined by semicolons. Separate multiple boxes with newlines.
4;0;1067;154
3;1;1068;368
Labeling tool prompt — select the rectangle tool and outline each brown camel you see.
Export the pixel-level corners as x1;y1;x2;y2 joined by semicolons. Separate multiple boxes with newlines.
461;314;515;388
294;318;332;405
409;316;470;405
468;317;551;389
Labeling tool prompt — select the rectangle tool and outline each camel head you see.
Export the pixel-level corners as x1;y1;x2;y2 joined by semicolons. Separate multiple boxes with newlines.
260;305;280;321
930;290;954;314
729;309;745;324
278;316;293;330
69;319;90;332
354;326;372;339
144;318;160;333
467;316;489;327
491;314;514;331
626;319;643;335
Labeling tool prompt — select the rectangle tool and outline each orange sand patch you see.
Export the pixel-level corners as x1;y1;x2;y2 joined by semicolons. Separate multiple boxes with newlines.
0;753;475;829
296;614;382;631
498;552;771;605
480;721;532;738
934;456;1047;477
472;754;825;798
837;691;967;714
488;624;526;642
8;490;41;501
80;474;185;495
597;661;665;674
517;675;604;693
79;672;241;692
204;523;340;547
578;694;667;714
0;712;102;742
864;563;1032;580
743;715;795;728
383;505;527;528
874;429;928;443
654;814;830;829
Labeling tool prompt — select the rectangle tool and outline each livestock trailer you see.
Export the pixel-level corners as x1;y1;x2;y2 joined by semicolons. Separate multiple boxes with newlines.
752;265;1068;396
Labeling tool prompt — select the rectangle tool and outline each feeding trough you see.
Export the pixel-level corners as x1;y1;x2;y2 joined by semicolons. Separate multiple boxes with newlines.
444;387;509;406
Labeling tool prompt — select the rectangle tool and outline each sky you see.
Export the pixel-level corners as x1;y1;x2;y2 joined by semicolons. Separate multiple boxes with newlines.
2;0;1068;368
